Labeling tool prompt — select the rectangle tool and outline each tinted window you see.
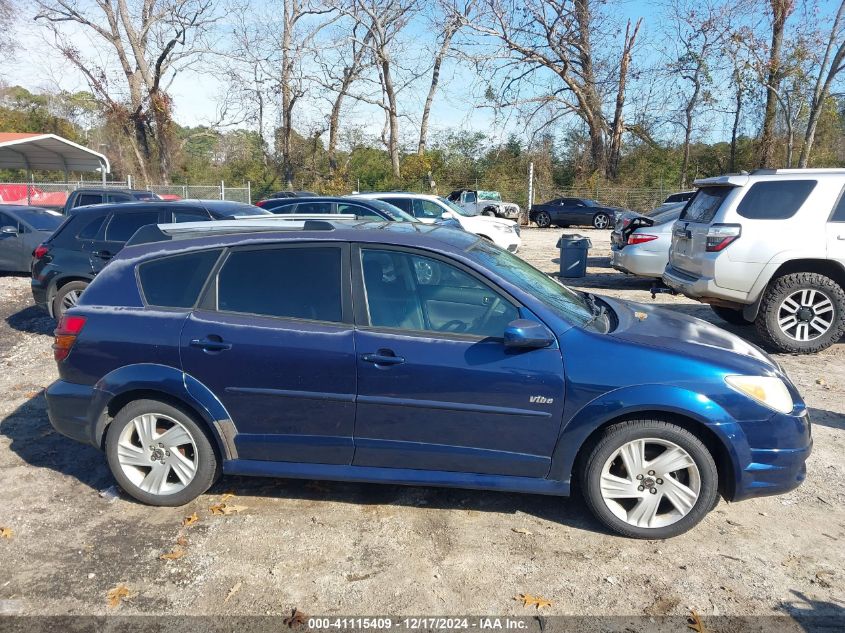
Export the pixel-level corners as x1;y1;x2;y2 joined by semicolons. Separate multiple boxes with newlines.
413;199;443;219
337;202;382;219
218;247;343;322
266;201;296;214
295;201;334;214
0;212;16;230
831;188;845;222
464;192;477;203
736;180;817;220
76;193;103;207
680;186;732;223
173;209;211;222
77;215;106;239
106;193;133;203
105;211;160;242
139;249;221;308
16;208;62;231
361;249;518;337
379;197;413;213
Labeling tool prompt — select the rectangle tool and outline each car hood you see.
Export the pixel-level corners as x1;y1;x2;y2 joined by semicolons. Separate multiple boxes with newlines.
466;215;516;228
601;296;779;375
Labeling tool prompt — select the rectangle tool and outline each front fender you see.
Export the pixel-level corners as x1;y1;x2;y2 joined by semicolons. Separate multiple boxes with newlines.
548;384;749;486
88;363;237;459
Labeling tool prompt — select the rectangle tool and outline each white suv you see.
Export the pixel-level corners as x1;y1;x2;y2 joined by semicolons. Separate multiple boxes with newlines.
663;169;845;354
351;192;521;252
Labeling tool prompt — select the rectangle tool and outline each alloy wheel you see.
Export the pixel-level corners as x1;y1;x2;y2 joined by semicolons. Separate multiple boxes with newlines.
599;438;701;529
61;289;82;311
593;214;609;229
777;288;834;342
116;413;199;496
536;211;551;228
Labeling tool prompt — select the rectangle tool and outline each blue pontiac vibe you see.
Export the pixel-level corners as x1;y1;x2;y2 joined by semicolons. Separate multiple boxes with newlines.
45;220;811;538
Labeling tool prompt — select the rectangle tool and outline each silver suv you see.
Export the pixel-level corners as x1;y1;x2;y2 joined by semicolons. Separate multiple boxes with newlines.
663;168;845;354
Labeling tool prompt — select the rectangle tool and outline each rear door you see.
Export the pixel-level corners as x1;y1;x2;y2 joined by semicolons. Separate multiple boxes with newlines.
180;242;357;464
90;209;162;273
670;186;733;275
351;245;565;477
827;187;845;267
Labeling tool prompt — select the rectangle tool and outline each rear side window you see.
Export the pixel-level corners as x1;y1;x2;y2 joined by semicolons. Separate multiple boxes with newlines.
380;197;412;213
680;187;732;223
106;211;160;242
75;193;103;207
829;188;845;222
138;249;222;308
217;246;343;322
77;215;106;239
736;180;817;220
172;209;212;222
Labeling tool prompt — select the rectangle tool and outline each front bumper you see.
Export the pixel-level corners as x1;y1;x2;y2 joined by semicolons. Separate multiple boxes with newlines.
46;379;100;447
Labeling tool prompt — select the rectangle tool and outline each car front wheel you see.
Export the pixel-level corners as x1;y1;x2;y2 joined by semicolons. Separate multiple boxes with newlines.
592;213;611;229
755;272;845;354
580;419;719;539
105;399;220;506
534;211;552;228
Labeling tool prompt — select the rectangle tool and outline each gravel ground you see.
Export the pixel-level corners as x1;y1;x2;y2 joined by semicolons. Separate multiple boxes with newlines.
0;227;843;624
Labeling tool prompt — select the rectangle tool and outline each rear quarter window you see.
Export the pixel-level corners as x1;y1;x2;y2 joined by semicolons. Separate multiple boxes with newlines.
736;180;817;220
138;249;222;308
680;187;732;223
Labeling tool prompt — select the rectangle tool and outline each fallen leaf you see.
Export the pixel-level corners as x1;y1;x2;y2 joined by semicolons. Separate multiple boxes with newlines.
284;607;308;628
511;527;533;535
221;492;236;502
106;584;131;608
634;311;648;321
160;548;186;560
176;535;188;547
687;610;707;633
514;593;552;609
224;581;242;603
181;513;199;527
210;503;247;516
0;527;13;539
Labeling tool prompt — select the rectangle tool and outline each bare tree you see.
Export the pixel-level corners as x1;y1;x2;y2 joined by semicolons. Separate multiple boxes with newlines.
608;18;641;179
799;0;845;167
473;0;642;179
417;0;475;155
758;0;795;167
34;0;217;184
0;0;16;62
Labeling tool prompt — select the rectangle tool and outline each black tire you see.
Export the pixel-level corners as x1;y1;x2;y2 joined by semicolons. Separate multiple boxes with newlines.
483;209;496;217
52;280;88;319
535;211;552;228
580;419;719;539
755;272;845;354
592;213;611;229
105;399;220;506
710;305;753;326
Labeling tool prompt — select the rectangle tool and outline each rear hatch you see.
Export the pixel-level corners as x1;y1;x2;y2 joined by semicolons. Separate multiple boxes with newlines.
669;186;735;275
611;212;654;249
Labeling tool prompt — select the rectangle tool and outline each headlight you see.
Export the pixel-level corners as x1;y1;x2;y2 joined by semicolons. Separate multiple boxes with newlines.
725;375;794;414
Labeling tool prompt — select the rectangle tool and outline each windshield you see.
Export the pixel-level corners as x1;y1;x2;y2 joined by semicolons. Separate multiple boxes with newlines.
478;190;502;201
16;208;64;231
438;197;476;217
464;239;607;331
365;198;417;222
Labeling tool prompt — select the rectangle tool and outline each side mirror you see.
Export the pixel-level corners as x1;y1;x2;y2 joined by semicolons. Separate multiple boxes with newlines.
0;225;17;235
504;319;554;349
441;210;454;220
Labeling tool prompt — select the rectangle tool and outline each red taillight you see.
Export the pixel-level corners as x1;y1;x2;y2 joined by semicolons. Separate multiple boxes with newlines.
705;224;742;252
627;233;658;245
255;200;267;207
33;244;49;259
53;315;86;361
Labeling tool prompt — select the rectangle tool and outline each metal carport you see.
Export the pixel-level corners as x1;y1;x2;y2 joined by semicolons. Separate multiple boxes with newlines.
0;133;111;203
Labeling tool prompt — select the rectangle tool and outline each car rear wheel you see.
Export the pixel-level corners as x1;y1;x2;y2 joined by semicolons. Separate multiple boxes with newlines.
710;306;753;326
755;272;845;354
580;419;718;539
534;211;552;228
105;399;220;506
52;281;89;319
483;209;496;217
592;213;611;229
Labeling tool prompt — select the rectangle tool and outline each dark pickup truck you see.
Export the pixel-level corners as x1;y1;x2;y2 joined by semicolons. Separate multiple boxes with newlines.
62;188;159;214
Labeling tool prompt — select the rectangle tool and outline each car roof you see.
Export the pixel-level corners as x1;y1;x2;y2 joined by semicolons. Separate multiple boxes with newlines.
67;199;262;216
353;192;440;200
72;188;153;194
262;196;376;204
0;204;51;212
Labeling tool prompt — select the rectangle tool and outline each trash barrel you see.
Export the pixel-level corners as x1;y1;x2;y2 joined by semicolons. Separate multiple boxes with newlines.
556;234;592;278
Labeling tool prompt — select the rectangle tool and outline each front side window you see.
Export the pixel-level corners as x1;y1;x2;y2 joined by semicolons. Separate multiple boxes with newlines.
217;246;343;322
361;249;518;337
736;180;817;220
139;249;221;308
338;202;382;219
680;186;733;223
413;199;444;219
379;197;413;213
105;211;160;242
464;192;477;203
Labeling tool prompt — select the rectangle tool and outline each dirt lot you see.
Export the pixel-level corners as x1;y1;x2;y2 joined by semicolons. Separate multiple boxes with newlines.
0;227;843;624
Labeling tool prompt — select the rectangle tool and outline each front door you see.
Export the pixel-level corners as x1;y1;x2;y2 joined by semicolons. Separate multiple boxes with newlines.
180;243;357;464
351;246;565;478
0;210;22;270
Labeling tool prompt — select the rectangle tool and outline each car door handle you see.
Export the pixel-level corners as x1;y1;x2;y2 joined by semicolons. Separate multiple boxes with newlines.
92;250;113;260
361;352;405;366
190;338;232;352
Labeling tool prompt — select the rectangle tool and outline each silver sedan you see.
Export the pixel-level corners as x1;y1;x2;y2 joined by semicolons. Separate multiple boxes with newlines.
610;204;684;278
